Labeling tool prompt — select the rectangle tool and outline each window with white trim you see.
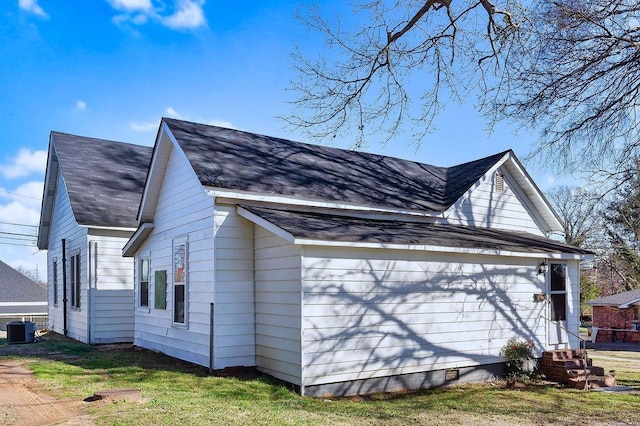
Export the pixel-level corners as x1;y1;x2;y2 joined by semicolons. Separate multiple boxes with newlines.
550;263;567;321
52;259;58;307
70;252;81;309
173;237;188;325
139;257;149;307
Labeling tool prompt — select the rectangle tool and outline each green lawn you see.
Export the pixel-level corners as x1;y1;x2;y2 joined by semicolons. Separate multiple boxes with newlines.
1;333;639;425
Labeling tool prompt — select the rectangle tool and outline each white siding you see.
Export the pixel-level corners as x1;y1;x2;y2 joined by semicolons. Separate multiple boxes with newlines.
90;290;134;343
300;246;549;387
46;172;89;343
213;205;256;369
254;226;302;385
134;144;216;367
446;168;546;235
87;230;135;343
567;259;580;348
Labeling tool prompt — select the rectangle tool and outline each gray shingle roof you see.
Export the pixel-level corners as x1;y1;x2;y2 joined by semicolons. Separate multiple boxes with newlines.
587;288;640;307
164;118;508;213
0;260;46;315
240;206;593;255
52;132;152;228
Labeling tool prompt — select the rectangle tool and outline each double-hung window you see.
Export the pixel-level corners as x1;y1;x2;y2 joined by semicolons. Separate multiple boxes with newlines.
549;263;567;321
70;253;81;309
52;259;58;307
173;237;188;325
139;257;149;308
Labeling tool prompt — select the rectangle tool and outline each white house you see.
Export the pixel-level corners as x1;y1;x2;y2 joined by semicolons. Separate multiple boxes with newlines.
37;132;152;344
122;118;592;396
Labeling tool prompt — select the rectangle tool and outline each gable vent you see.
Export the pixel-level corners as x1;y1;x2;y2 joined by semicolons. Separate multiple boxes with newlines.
495;172;505;192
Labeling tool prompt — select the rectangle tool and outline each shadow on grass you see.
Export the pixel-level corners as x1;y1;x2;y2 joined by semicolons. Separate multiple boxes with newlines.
0;331;290;393
1;332;638;425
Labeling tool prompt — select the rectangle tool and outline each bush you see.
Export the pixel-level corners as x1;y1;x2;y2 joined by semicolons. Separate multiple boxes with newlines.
500;337;536;381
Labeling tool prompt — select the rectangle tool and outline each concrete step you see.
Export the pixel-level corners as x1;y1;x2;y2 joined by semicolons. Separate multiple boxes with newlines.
567;375;616;390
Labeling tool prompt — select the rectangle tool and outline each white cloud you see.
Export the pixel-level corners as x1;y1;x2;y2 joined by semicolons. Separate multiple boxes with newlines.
207;119;235;129
165;107;182;118
12;181;44;208
75;100;87;112
163;0;206;29
18;0;49;18
107;0;152;11
106;0;206;30
0;149;47;179
130;121;158;132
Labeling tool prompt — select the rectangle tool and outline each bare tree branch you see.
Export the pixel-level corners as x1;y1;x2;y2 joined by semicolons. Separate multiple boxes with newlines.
284;0;522;148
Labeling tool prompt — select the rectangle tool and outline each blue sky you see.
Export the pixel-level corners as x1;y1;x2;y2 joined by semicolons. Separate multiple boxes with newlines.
0;0;571;277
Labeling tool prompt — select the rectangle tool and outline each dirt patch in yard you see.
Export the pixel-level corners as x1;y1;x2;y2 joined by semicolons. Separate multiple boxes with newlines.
0;360;93;426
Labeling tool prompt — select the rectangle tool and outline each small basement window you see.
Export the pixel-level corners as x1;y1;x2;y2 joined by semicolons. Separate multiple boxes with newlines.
495;172;505;192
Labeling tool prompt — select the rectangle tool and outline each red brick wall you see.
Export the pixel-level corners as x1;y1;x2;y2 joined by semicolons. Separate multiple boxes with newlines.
593;306;639;343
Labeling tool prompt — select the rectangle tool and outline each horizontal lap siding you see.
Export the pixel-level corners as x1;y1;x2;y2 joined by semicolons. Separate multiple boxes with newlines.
88;231;135;343
566;260;580;347
134;145;215;367
214;205;257;369
301;247;546;387
47;172;88;342
255;227;302;386
91;290;134;342
446;168;545;235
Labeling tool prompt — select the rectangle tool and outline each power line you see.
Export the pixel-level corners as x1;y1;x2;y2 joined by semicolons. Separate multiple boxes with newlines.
0;221;38;228
0;235;36;241
0;241;36;247
0;188;41;201
0;231;37;238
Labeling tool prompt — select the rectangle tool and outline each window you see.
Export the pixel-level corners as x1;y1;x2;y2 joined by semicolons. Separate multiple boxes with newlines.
70;253;81;309
52;259;58;307
139;257;149;307
550;263;566;321
173;238;188;324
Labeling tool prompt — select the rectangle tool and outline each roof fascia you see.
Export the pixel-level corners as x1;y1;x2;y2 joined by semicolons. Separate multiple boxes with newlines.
293;238;593;260
211;189;443;218
503;153;563;232
442;152;510;223
136;122;168;223
618;297;640;308
122;222;154;257
36;136;59;249
137;120;205;223
236;206;295;243
443;151;563;233
82;224;137;232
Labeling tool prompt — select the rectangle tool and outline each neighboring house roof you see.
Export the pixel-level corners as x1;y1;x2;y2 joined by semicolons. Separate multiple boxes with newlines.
587;288;640;308
163;117;508;213
238;206;593;257
38;132;153;249
0;260;46;315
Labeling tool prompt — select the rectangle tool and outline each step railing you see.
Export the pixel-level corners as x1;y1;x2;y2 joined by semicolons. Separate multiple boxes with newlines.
540;314;590;390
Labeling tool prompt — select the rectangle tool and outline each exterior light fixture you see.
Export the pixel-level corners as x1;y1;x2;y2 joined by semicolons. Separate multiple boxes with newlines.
538;260;547;275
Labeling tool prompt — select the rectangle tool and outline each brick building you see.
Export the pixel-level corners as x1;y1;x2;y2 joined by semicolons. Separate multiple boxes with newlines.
588;289;640;343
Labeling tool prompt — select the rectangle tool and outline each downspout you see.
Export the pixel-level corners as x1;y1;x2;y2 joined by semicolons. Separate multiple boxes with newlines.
87;241;93;343
62;238;68;337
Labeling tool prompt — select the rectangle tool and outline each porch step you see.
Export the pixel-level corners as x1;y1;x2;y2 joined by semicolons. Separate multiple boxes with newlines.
568;375;617;390
540;350;616;389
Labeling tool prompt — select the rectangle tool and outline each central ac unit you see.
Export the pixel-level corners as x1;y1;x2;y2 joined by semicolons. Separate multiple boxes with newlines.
6;321;36;344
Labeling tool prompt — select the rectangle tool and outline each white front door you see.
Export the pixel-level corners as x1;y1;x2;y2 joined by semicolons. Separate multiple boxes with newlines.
548;262;569;346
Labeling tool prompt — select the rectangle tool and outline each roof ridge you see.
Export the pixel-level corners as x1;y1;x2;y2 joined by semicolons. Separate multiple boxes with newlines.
162;117;505;171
